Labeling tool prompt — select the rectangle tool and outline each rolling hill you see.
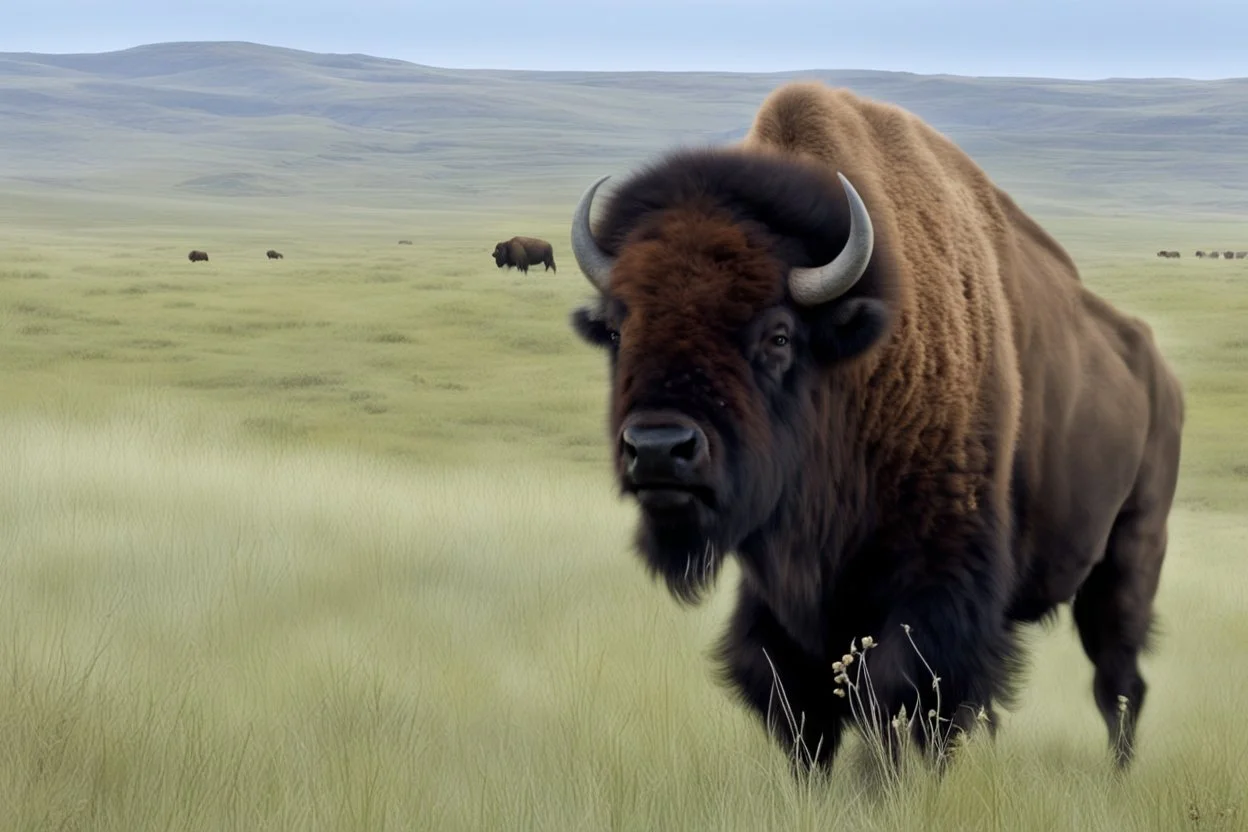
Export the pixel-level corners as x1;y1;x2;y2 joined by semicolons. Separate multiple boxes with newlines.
1;41;1246;223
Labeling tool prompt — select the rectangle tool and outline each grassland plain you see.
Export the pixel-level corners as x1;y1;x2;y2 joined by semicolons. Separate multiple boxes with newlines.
2;202;1247;831
2;39;1248;830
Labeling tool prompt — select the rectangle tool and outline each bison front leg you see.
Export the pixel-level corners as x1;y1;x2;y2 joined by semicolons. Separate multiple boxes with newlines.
860;566;1019;772
713;585;848;776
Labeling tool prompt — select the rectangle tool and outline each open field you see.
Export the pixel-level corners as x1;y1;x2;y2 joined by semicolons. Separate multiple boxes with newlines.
3;210;1247;830
3;41;1248;830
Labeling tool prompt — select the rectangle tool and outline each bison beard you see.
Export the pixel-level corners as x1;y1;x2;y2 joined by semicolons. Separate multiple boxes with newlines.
565;81;1184;779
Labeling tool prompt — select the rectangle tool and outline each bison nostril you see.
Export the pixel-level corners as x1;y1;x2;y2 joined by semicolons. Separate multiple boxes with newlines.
671;435;699;461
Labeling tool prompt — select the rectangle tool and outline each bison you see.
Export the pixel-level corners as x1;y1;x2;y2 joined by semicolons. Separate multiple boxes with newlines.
1224;251;1235;260
266;249;283;260
492;236;557;274
1155;250;1179;258
1236;252;1247;259
188;250;208;262
565;81;1184;777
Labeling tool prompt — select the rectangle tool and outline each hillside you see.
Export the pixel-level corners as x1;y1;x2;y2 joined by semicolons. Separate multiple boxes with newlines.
1;41;1247;220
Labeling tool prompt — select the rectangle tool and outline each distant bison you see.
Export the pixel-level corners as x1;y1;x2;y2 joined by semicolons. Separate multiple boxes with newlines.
1208;251;1221;259
492;236;557;274
398;240;413;245
1236;252;1247;259
1155;250;1180;258
266;249;283;259
188;250;209;262
1224;251;1235;260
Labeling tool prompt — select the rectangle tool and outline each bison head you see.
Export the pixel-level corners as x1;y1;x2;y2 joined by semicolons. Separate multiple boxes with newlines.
567;149;894;603
492;242;509;268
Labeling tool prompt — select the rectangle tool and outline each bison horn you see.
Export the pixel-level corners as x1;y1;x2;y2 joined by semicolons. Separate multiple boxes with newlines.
789;172;875;306
571;175;616;293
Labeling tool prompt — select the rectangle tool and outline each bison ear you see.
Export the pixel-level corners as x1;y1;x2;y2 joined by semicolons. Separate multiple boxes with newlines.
808;297;890;365
570;302;615;349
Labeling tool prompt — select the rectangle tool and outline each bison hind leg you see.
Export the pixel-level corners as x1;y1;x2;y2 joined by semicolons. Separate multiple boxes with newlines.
1071;448;1179;770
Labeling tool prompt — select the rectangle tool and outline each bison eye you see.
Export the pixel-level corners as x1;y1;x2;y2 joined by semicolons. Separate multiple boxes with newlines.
771;334;789;348
609;329;620;344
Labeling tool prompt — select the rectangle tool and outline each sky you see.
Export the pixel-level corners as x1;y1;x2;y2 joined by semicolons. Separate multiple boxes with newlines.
6;0;1248;80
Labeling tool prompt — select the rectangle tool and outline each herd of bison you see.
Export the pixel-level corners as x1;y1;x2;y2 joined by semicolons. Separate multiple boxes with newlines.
1157;249;1247;259
185;241;1246;266
183;235;559;272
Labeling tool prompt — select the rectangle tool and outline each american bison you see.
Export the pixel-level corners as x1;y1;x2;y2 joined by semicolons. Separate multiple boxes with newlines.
398;240;413;245
565;81;1184;776
266;249;283;260
1224;251;1235;260
188;250;209;262
1155;250;1179;258
1236;251;1247;259
492;236;557;274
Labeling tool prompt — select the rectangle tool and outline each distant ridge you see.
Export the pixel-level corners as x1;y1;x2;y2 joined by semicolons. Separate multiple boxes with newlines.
1;41;1246;217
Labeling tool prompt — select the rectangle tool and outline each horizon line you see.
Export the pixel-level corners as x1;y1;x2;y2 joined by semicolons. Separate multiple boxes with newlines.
4;39;1246;85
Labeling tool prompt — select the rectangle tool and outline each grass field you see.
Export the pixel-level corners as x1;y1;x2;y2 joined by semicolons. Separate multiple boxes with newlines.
3;208;1247;830
3;41;1248;831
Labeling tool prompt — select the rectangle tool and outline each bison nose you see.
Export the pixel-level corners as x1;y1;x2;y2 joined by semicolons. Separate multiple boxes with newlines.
619;423;708;480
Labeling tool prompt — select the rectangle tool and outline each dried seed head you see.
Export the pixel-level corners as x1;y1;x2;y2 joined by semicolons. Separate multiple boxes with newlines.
841;654;854;666
832;661;844;673
833;688;846;698
861;636;875;649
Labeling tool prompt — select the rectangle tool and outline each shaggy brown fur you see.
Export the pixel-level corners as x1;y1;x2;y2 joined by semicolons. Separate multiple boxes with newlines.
493;236;557;274
266;249;283;259
187;250;208;262
567;81;1185;776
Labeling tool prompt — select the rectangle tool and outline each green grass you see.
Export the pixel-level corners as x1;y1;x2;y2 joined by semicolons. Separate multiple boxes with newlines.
2;205;1246;830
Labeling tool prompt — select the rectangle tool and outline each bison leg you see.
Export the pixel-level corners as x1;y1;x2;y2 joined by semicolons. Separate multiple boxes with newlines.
1071;472;1177;768
860;534;1021;772
713;585;848;775
1071;516;1166;770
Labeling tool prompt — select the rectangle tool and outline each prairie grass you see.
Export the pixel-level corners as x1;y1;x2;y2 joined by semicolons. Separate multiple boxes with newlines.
1;208;1246;829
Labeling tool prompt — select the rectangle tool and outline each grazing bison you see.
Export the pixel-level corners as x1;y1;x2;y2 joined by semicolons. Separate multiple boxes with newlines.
188;250;209;262
492;236;557;274
398;240;413;245
1155;250;1179;258
1208;251;1221;259
266;249;283;260
1236;252;1247;259
1224;251;1235;260
565;81;1184;777
1195;251;1205;258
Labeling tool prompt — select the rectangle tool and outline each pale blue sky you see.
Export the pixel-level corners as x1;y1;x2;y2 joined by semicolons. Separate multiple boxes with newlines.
7;0;1247;79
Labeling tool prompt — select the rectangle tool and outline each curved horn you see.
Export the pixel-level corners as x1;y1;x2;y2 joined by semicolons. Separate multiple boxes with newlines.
789;172;875;306
570;174;616;293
